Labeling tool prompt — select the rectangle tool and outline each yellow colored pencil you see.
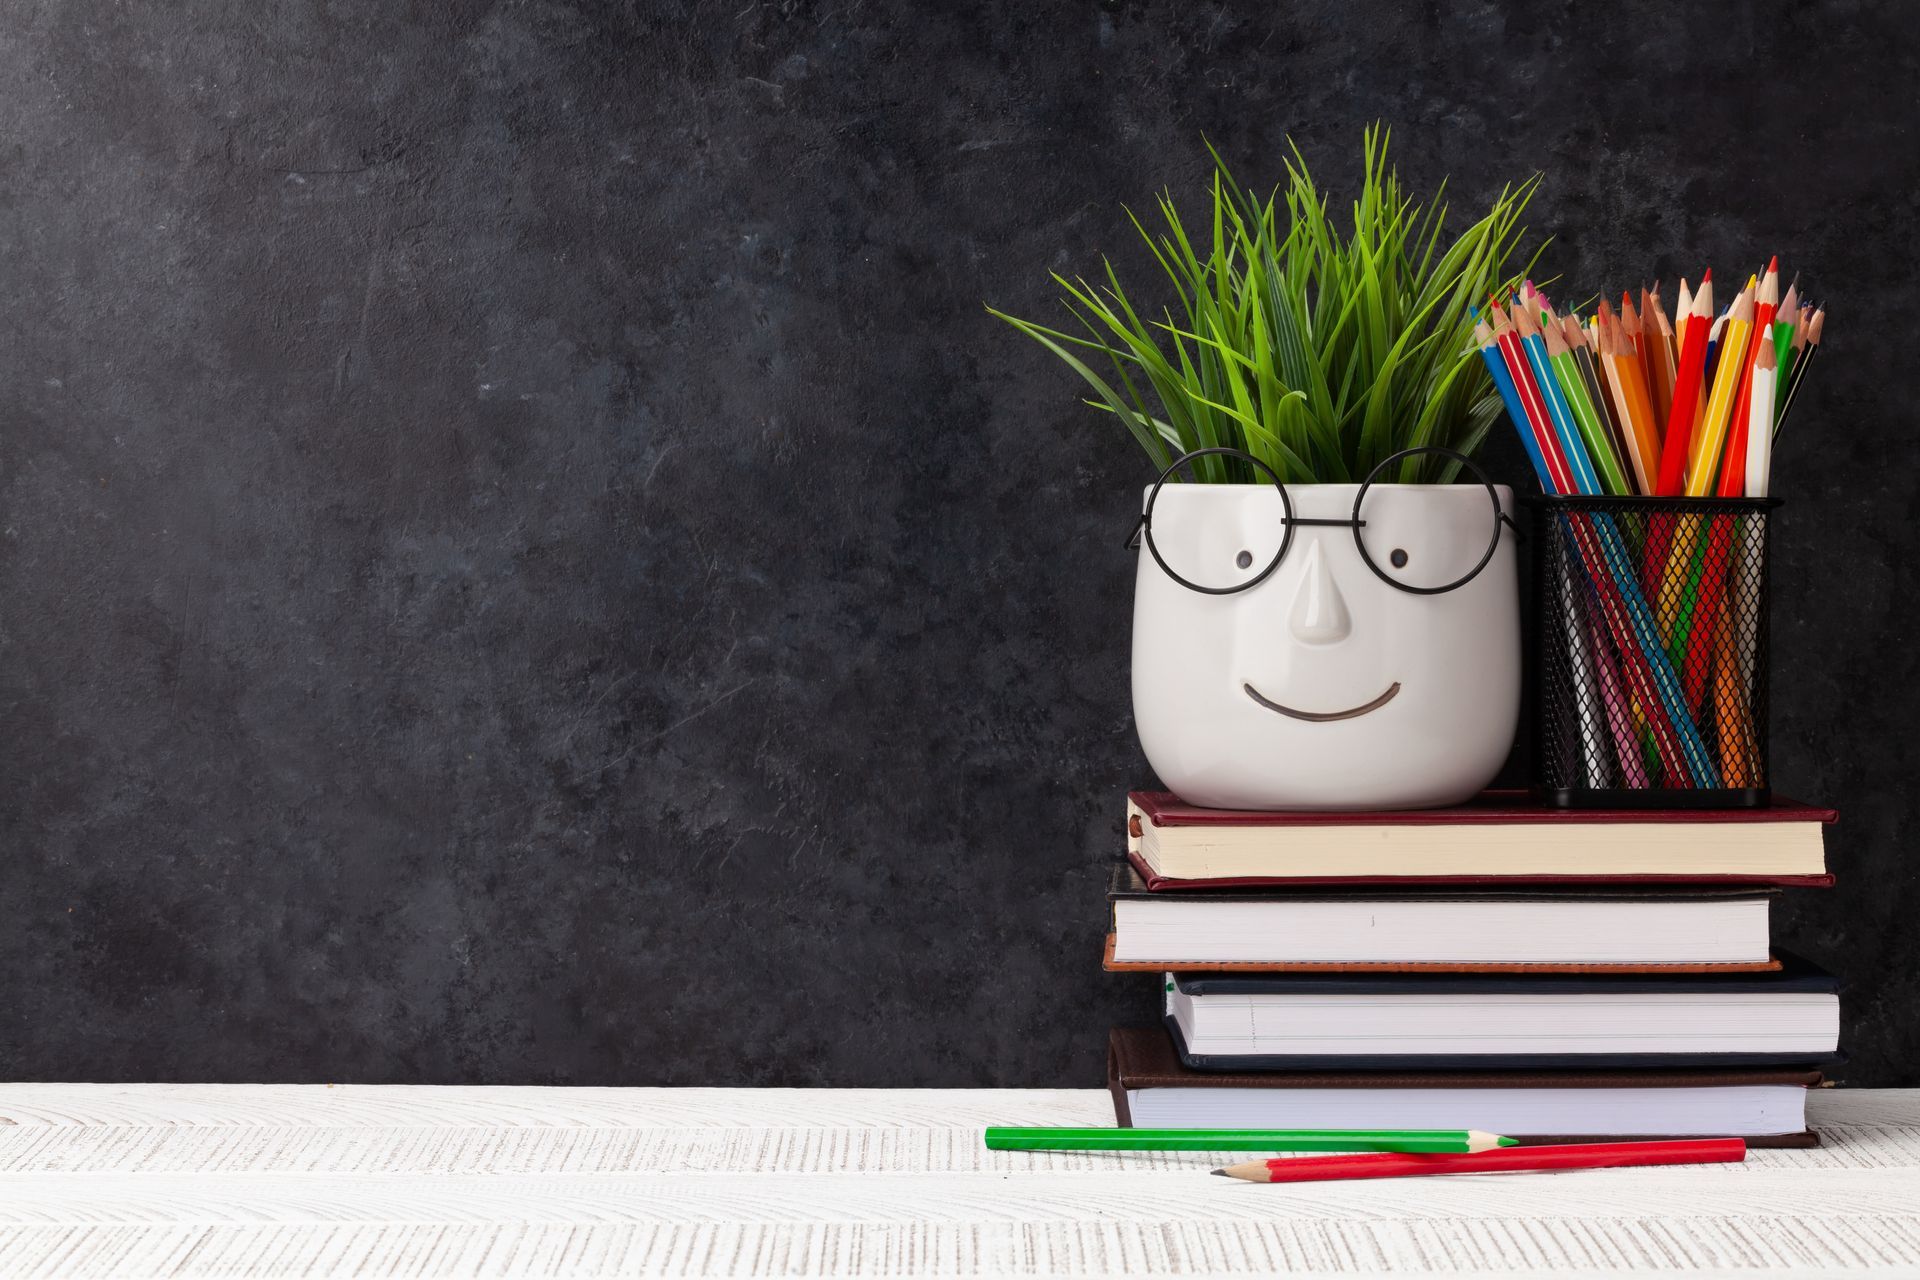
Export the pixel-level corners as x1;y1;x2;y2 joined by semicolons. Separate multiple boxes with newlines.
1685;282;1756;495
1690;309;1729;472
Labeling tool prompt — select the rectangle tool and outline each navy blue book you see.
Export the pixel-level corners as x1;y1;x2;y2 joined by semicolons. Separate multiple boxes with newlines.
1164;953;1843;1071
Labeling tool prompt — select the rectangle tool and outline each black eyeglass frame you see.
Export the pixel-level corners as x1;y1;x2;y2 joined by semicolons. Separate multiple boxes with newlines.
1129;446;1519;597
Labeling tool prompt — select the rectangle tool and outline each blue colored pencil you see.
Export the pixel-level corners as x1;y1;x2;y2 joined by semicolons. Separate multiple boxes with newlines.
1473;317;1553;490
1581;522;1721;786
1515;308;1602;495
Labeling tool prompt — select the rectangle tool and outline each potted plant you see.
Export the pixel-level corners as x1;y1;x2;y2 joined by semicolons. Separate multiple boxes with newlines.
992;129;1542;810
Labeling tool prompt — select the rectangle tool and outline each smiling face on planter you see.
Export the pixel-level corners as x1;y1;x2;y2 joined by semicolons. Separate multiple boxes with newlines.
1131;480;1521;811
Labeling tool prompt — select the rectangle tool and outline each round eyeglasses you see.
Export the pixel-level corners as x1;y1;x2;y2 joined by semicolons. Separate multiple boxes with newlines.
1129;446;1519;596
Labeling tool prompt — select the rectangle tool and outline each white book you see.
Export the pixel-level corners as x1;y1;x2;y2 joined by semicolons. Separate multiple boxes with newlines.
1108;866;1774;968
1166;964;1841;1065
1125;1083;1813;1139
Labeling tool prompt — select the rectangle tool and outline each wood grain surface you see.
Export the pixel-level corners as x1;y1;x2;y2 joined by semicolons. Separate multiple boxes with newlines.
0;1086;1913;1277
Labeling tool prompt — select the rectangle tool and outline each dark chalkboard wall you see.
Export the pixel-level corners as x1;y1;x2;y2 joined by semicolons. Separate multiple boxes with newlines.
2;2;1914;1085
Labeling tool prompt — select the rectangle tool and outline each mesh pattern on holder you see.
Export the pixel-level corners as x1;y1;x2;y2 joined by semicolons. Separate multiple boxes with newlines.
1531;496;1776;808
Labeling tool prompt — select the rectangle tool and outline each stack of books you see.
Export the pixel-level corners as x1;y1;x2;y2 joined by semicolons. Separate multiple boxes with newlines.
1104;791;1842;1145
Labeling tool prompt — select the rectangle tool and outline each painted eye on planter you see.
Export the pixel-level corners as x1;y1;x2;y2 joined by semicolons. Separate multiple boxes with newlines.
1137;478;1291;593
1354;487;1507;594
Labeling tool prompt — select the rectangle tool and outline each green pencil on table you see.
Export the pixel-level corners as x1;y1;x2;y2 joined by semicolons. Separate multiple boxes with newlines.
984;1127;1516;1154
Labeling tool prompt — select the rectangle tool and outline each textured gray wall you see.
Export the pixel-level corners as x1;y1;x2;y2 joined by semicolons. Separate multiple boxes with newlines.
0;1;1912;1085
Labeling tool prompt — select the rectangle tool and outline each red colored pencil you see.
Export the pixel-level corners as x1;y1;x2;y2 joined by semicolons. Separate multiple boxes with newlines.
1717;257;1781;496
1656;271;1714;496
1642;274;1715;634
1561;514;1698;783
1489;303;1575;493
1214;1139;1746;1185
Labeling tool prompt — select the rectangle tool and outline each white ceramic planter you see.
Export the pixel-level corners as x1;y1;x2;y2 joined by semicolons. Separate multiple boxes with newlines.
1131;482;1521;811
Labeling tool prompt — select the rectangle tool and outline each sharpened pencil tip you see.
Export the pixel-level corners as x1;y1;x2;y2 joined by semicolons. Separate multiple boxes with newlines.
1702;267;1713;282
1498;1137;1520;1147
1211;1169;1229;1177
1767;254;1779;273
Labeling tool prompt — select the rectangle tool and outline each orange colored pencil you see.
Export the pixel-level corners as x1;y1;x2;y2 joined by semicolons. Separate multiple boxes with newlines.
1714;600;1757;787
1599;309;1662;495
1621;290;1656;426
1619;291;1647;392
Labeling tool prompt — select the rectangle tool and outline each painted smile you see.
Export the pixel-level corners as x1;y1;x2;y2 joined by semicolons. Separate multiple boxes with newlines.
1243;681;1402;722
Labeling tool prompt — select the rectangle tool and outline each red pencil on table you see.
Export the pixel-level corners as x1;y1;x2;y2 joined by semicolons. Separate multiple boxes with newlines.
1214;1139;1747;1185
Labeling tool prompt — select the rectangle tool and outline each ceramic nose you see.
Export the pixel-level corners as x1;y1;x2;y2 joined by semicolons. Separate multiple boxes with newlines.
1288;539;1352;645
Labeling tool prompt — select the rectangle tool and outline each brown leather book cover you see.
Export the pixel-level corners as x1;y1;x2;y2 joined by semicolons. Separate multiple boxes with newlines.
1102;932;1785;974
1106;1027;1822;1148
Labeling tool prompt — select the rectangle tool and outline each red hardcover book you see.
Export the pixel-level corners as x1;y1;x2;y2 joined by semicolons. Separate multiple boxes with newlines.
1126;790;1835;890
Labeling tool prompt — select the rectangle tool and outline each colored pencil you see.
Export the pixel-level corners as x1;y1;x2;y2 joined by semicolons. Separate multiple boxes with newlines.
1483;310;1624;783
1485;304;1716;784
1599;307;1662;495
1647;283;1679;424
1214;1139;1748;1185
1476;318;1553;491
1559;561;1614;786
1715;605;1758;787
1777;307;1823;432
1516;305;1602;495
1476;255;1825;798
1566;314;1635;492
1657;272;1713;495
1590;604;1652;788
1717;258;1780;497
1488;305;1575;492
1686;281;1755;495
1621;290;1659;424
1546;318;1631;494
1577;514;1718;785
1643;276;1715;634
1724;341;1782;756
984;1128;1516;1153
1684;270;1771;713
1746;339;1779;499
1772;282;1800;396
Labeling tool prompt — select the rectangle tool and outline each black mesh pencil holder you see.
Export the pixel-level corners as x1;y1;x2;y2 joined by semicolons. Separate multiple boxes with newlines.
1530;495;1778;809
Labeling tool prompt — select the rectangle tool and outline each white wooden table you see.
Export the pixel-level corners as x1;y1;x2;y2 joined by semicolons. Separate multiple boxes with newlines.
0;1086;1915;1277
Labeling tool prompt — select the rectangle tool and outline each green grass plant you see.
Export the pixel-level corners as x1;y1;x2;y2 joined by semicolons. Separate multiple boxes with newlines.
991;127;1544;484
